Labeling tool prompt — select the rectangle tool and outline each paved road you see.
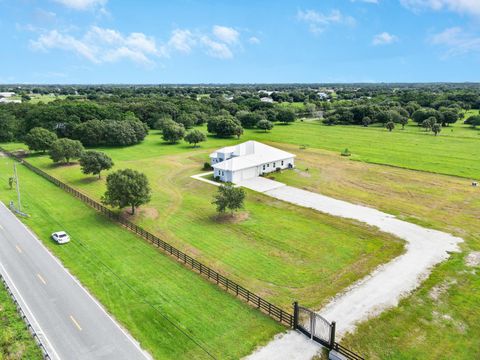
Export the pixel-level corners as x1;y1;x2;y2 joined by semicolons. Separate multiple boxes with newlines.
0;202;151;360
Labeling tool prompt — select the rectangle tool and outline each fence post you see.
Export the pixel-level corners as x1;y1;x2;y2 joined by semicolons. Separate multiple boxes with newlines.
293;301;299;329
329;321;336;349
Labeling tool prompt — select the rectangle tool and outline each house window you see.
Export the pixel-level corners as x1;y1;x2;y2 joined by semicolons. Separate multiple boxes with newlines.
263;165;265;170
222;171;224;176
281;160;284;166
273;162;276;167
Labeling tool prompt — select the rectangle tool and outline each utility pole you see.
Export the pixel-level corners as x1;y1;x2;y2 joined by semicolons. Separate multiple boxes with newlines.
13;162;21;212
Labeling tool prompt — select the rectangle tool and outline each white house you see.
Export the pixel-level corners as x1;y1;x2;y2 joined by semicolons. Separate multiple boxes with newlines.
210;141;295;183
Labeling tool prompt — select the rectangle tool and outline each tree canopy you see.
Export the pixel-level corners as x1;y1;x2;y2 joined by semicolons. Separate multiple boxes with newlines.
212;183;246;215
49;138;84;164
102;169;151;215
184;129;207;147
25;127;58;152
79;151;114;178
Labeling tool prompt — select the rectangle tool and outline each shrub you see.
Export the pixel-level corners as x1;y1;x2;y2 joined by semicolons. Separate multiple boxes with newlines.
203;162;213;171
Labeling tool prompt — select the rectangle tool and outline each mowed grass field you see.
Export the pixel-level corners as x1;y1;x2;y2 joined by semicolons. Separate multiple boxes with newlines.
0;157;283;360
271;146;480;359
2;135;404;310
0;285;43;360
246;120;480;179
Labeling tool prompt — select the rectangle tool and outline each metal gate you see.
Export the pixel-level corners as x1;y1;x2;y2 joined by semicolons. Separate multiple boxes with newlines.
293;302;335;348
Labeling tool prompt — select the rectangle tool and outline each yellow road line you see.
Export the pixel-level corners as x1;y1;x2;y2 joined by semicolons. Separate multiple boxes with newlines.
70;315;82;331
15;245;22;253
37;273;47;285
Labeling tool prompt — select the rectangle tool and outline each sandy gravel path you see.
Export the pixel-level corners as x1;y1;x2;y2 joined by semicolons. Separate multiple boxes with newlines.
242;178;462;360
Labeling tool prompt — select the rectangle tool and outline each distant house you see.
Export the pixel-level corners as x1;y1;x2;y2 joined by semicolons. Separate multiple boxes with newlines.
260;97;274;103
210;141;295;183
0;92;21;103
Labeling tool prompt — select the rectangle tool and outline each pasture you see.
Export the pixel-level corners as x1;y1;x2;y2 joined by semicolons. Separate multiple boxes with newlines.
2;117;479;359
0;157;283;360
3;134;403;310
271;145;480;359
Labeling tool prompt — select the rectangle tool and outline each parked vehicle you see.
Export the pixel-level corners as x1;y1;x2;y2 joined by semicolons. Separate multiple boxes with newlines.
51;231;70;244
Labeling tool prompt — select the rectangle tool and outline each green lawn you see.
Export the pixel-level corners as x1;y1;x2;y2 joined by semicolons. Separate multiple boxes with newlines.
269;146;480;359
0;285;43;360
1;134;404;311
246;120;480;179
27;94;67;104
0;157;283;360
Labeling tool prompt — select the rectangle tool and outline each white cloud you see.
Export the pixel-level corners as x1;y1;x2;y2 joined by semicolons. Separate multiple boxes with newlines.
53;0;107;11
430;27;480;57
31;25;243;64
31;27;161;66
248;36;260;44
165;29;196;54
400;0;480;16
200;36;233;59
212;25;239;44
31;30;99;63
297;9;356;34
372;32;398;45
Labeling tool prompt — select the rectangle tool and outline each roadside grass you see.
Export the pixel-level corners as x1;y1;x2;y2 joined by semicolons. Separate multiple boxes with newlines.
270;146;480;359
0;158;283;360
0;285;43;360
2;138;404;311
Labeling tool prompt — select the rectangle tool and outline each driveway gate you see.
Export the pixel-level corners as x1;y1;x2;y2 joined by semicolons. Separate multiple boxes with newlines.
293;302;336;349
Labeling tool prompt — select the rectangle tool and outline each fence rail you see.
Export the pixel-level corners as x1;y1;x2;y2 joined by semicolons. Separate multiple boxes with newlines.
1;148;293;327
1;148;365;360
0;273;52;360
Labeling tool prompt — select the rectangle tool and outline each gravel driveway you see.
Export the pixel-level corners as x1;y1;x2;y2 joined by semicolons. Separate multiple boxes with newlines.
241;178;462;360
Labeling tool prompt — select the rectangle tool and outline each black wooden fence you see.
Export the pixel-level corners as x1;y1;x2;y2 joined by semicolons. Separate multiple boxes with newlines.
2;148;366;360
1;148;293;327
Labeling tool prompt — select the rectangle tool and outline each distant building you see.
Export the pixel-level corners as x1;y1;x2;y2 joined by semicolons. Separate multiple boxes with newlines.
260;97;274;103
0;92;15;98
210;141;295;183
258;90;274;96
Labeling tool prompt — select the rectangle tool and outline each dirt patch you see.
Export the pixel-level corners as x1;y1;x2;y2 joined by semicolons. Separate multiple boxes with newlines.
429;279;457;302
465;251;480;267
122;206;159;220
294;168;311;177
211;211;250;224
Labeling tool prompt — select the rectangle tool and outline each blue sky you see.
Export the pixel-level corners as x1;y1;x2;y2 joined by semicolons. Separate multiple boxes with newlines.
1;0;480;83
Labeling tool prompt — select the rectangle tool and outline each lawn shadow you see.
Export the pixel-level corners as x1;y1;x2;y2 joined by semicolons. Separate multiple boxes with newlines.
70;176;100;186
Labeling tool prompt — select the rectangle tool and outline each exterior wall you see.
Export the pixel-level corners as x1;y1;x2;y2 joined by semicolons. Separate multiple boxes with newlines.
213;168;233;182
258;157;294;176
214;157;295;183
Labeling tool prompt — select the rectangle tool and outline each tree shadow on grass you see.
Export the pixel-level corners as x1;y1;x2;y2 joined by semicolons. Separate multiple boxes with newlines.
70;176;100;186
44;161;79;170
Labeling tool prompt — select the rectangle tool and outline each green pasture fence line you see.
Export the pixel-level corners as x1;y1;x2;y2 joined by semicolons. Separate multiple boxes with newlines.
0;148;294;328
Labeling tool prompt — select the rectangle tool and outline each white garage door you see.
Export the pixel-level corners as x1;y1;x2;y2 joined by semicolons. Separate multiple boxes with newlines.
233;167;257;182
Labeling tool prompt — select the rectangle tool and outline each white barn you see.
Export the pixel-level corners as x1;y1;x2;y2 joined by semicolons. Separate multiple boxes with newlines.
210;141;295;183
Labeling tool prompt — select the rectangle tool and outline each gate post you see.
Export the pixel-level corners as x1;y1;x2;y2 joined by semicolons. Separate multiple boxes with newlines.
293;301;299;329
329;321;336;349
